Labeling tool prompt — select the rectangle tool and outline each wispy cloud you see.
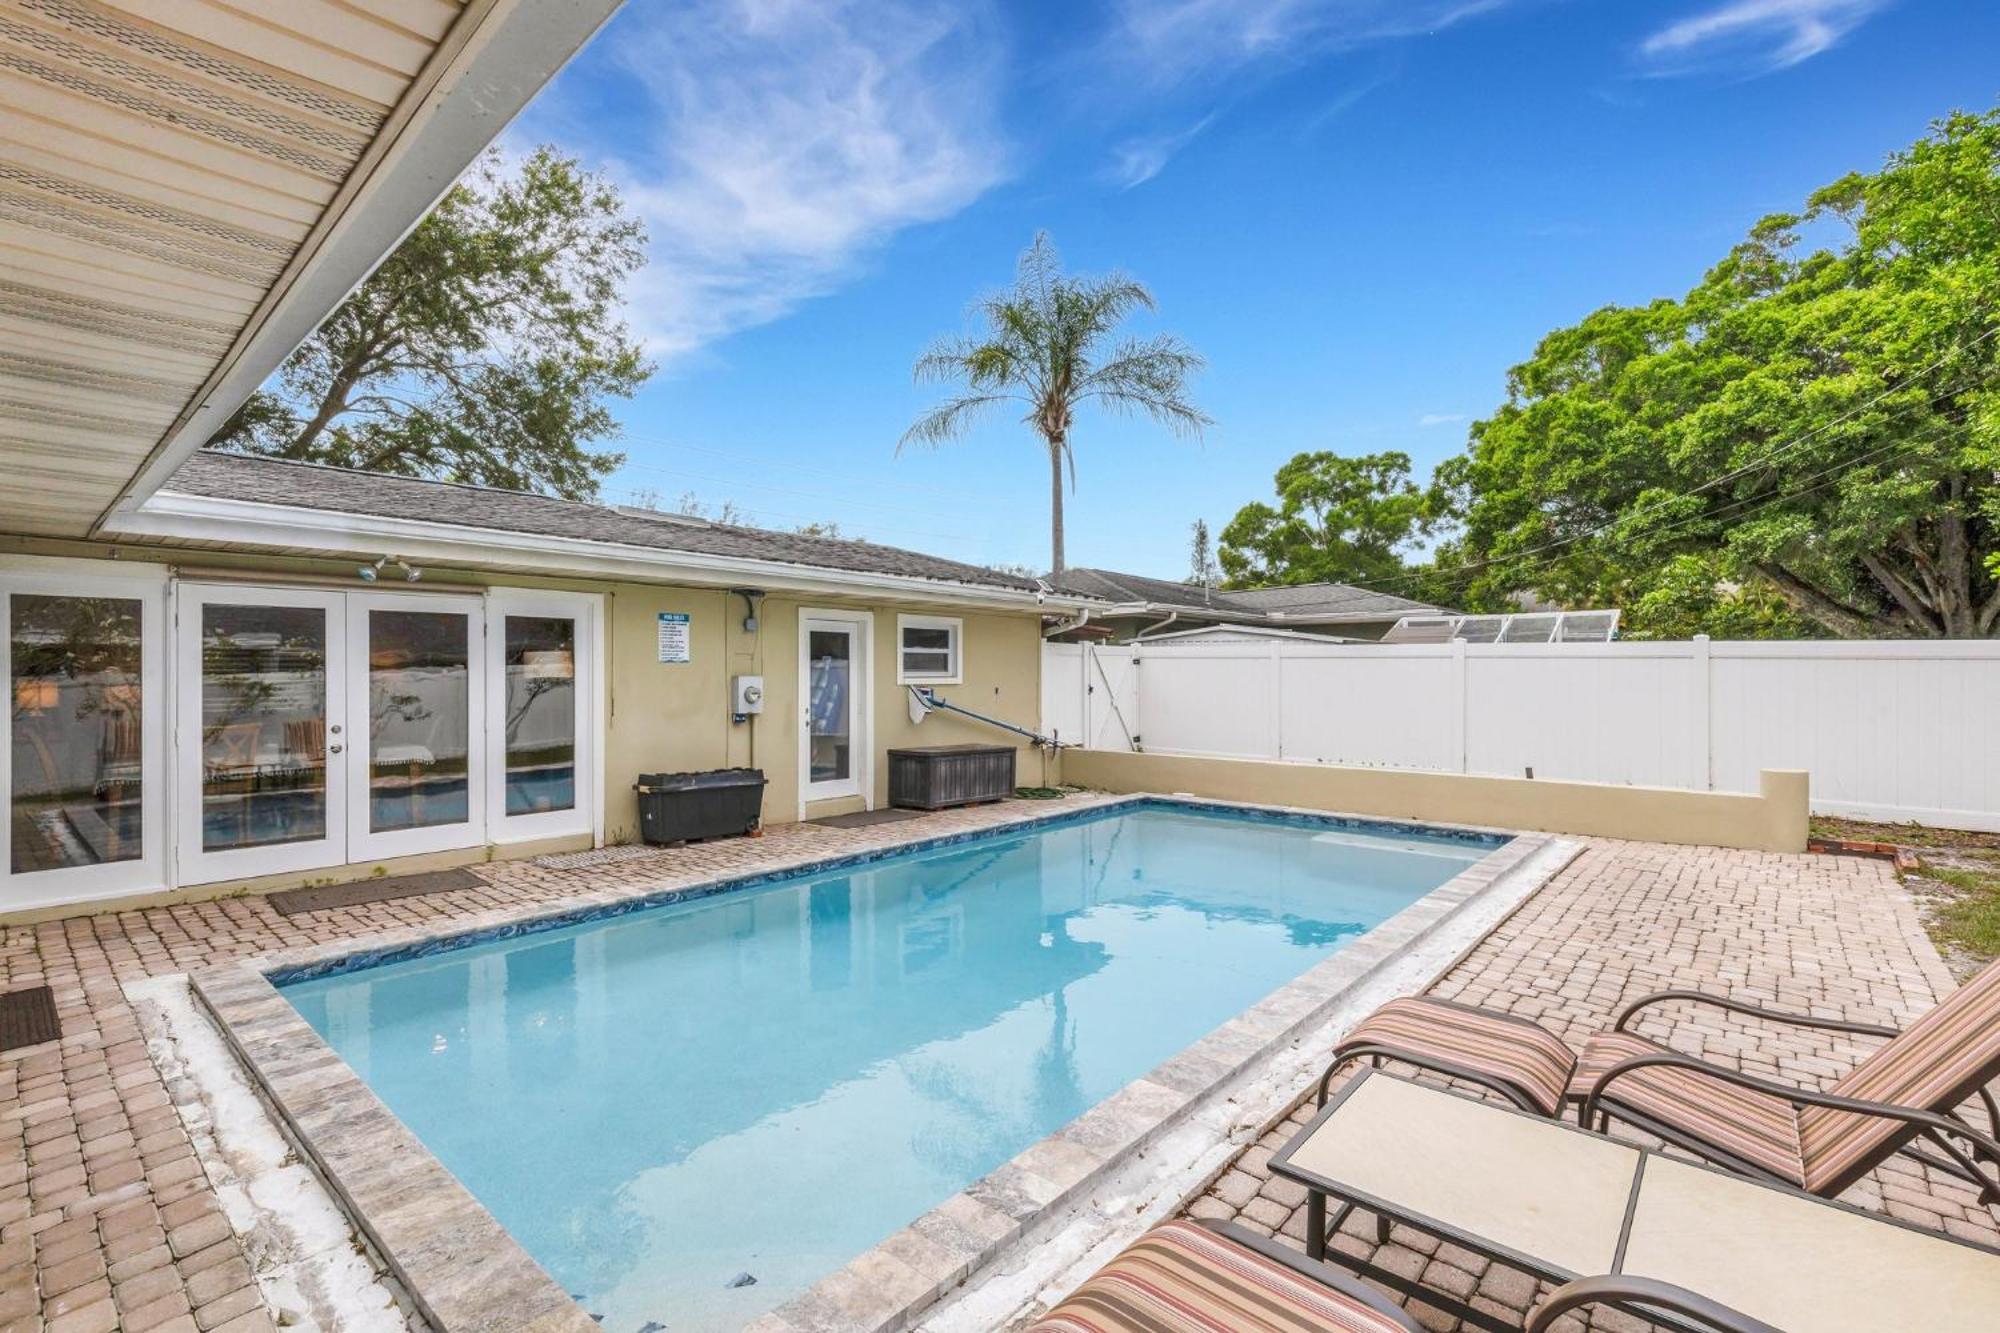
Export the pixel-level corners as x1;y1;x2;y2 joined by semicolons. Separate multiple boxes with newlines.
523;0;1009;360
1105;114;1216;188
1638;0;1889;76
1417;412;1468;427
1110;0;1508;88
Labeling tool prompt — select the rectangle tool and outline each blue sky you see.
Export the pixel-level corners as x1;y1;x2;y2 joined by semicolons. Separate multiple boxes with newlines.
508;0;1998;578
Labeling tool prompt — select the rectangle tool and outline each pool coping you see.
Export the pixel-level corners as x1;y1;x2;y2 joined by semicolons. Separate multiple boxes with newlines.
187;795;1558;1333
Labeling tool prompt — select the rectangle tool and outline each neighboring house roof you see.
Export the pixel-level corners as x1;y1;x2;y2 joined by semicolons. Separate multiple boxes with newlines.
152;452;1058;600
1045;567;1441;624
1136;624;1361;645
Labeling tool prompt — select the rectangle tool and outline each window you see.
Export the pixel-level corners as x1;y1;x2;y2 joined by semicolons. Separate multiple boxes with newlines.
896;615;962;684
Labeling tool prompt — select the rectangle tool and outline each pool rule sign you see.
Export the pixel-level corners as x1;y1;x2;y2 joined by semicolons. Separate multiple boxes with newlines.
656;612;691;663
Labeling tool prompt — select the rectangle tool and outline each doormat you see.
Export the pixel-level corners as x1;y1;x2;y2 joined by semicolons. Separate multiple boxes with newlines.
268;867;487;917
808;808;925;830
0;985;59;1052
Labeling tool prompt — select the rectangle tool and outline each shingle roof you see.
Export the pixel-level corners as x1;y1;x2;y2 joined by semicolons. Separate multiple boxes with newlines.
166;452;1047;595
1223;582;1437;618
1045;567;1440;621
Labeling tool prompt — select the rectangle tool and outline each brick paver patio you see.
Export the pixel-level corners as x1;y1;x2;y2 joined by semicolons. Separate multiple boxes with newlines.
2;809;1991;1333
1188;838;2000;1331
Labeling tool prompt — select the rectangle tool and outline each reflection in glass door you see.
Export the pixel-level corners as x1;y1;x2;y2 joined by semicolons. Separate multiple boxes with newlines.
176;586;347;883
348;594;485;860
801;614;867;806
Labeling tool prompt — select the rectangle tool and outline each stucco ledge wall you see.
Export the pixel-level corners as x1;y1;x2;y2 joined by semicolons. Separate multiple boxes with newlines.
1059;750;1810;853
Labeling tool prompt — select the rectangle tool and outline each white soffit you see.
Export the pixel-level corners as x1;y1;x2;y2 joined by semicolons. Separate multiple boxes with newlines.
0;0;623;539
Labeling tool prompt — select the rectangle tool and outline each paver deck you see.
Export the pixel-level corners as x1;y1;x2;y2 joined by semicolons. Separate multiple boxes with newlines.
2;811;1989;1333
1186;838;2000;1332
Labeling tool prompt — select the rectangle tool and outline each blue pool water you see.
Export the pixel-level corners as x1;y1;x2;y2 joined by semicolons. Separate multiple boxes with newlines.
279;804;1496;1331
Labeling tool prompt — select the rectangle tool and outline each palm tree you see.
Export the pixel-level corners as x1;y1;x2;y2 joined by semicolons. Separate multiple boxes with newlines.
900;233;1210;575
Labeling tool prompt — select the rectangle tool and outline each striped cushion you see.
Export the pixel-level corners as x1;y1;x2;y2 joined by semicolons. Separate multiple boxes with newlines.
1028;1221;1417;1333
1798;956;2000;1194
1338;997;1578;1115
1570;1032;1806;1183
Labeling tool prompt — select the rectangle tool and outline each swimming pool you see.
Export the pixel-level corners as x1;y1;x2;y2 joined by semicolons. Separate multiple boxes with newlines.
276;802;1501;1331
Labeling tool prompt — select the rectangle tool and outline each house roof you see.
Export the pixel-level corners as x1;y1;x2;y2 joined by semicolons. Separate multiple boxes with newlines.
160;452;1052;597
0;0;622;541
1045;567;1440;623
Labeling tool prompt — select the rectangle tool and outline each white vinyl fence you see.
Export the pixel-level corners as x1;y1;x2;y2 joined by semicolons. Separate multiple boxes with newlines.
1042;638;2000;831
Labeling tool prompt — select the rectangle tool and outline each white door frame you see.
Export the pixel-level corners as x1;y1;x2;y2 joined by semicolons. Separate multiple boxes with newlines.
1;560;168;911
484;589;599;845
798;608;873;817
346;590;487;862
175;582;350;885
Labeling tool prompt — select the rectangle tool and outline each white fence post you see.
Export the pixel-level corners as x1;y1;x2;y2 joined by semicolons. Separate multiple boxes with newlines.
1269;639;1285;761
1448;637;1468;773
1690;634;1712;792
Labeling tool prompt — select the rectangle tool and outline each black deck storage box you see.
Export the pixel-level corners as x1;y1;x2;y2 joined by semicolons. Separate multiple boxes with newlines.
634;768;766;843
887;745;1016;810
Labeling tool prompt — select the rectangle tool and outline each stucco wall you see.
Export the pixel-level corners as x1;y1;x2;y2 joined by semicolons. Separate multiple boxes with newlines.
1061;749;1810;852
599;587;1047;835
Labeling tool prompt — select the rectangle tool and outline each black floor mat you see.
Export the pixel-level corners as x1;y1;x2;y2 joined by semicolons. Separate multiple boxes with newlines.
0;985;59;1052
808;808;927;830
268;866;487;917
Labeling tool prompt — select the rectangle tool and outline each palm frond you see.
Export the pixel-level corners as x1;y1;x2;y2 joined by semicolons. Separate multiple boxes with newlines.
897;393;1020;452
1078;335;1212;439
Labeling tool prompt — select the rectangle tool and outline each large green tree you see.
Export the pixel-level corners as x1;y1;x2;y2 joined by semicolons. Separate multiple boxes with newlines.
1219;450;1434;587
1433;108;2000;638
901;233;1210;574
207;147;650;500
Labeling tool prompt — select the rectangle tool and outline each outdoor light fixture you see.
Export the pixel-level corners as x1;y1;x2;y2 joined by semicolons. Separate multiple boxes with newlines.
358;556;423;583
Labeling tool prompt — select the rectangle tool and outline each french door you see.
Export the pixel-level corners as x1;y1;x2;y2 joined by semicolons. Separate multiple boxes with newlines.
176;585;486;883
800;610;871;809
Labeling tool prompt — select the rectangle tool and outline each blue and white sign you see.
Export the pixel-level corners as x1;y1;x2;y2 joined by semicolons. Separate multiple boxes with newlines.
656;612;691;663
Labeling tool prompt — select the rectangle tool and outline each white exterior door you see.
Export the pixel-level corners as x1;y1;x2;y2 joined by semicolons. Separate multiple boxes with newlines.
800;611;871;809
346;592;487;862
176;584;349;884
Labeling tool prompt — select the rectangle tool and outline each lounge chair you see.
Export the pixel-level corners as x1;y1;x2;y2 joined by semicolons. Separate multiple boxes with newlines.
1317;955;2000;1208
1272;1071;2000;1333
1031;1215;1775;1333
1027;1218;1425;1333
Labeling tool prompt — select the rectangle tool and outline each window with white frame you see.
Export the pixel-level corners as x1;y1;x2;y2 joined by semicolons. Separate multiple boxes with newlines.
896;614;962;684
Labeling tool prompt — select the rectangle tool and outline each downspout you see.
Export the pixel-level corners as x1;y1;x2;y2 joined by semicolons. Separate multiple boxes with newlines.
1043;607;1091;639
1133;611;1180;639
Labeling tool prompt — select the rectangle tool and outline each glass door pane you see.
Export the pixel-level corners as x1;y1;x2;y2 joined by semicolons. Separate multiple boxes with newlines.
349;594;484;860
199;603;329;853
806;625;855;790
9;595;144;873
366;609;471;832
502;616;576;815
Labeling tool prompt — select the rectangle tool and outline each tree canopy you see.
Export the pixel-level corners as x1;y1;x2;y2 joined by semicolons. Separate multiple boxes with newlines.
1219;450;1434;588
901;232;1209;574
207;147;650;500
1431;108;2000;638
